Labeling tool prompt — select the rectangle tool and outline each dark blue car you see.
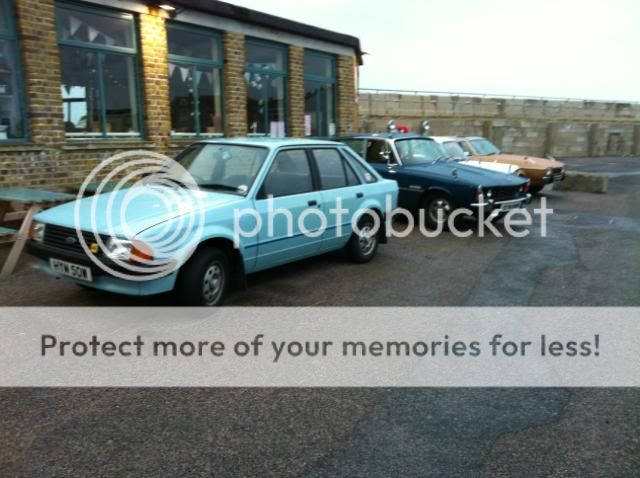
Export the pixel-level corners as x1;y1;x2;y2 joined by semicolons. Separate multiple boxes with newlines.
335;133;531;228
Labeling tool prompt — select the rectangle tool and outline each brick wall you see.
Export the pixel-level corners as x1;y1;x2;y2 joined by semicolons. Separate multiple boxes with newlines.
360;92;640;157
336;55;358;135
223;31;247;137
287;45;304;137
139;8;171;149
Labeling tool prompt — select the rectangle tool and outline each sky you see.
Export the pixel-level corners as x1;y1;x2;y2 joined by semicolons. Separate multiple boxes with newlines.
228;0;640;102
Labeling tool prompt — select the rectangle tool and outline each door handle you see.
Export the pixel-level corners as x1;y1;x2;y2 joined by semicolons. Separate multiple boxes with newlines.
307;200;319;207
356;192;364;198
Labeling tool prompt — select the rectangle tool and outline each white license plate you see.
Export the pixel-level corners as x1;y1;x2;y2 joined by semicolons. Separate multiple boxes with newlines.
501;202;520;212
50;258;93;282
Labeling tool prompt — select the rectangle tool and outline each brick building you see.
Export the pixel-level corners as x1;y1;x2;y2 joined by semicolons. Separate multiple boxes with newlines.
0;0;362;189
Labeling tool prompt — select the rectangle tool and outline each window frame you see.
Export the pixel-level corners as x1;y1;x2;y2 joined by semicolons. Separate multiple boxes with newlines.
0;0;28;142
167;21;225;138
245;38;288;137
303;50;337;137
56;1;144;140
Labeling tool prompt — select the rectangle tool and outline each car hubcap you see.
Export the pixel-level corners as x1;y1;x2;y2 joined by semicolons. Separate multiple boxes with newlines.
358;225;376;256
429;199;451;224
202;263;224;305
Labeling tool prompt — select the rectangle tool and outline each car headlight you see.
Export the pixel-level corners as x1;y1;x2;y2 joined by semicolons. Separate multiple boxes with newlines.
486;189;493;198
105;237;133;261
105;237;154;263
545;168;552;176
30;222;46;242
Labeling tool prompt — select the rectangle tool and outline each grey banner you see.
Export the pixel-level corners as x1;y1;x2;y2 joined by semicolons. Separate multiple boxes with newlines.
0;307;636;387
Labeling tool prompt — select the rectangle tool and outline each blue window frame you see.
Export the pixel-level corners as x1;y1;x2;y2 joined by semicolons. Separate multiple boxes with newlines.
56;2;143;139
0;0;27;141
167;22;224;137
245;39;288;137
304;50;336;137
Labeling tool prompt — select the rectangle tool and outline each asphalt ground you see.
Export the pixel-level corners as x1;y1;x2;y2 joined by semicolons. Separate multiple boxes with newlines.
1;156;639;476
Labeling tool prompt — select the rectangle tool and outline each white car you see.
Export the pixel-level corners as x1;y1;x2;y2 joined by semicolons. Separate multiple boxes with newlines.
430;136;521;176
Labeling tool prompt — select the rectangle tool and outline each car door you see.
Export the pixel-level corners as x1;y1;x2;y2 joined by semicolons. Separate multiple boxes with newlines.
310;147;366;252
253;148;324;271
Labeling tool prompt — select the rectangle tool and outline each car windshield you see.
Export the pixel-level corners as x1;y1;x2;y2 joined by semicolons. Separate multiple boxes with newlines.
395;139;445;165
442;141;467;160
469;138;501;156
173;144;269;195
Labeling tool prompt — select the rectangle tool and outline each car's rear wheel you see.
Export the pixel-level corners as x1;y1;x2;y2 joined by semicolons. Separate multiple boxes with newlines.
346;213;379;263
422;193;455;230
177;247;229;306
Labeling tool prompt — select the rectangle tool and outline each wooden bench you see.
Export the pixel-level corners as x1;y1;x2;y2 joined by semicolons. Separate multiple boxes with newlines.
0;226;17;245
0;188;75;279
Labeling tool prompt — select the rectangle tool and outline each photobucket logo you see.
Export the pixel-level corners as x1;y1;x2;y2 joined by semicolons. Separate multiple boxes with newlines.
233;195;553;244
74;150;205;282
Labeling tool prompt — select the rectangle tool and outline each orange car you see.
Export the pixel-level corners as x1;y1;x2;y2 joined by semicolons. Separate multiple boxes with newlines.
456;137;566;193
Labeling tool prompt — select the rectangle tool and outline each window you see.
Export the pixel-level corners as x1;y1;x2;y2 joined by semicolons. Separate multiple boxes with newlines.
167;23;223;137
343;148;377;184
57;3;142;138
261;150;312;197
365;140;391;164
304;51;336;137
0;0;27;140
312;148;352;190
174;144;268;195
245;40;287;137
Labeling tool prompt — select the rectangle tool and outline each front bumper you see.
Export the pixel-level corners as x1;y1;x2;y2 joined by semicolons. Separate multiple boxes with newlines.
470;193;532;213
543;171;566;184
26;241;177;296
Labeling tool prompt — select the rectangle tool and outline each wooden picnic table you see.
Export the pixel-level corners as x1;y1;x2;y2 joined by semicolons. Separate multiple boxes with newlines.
0;187;75;279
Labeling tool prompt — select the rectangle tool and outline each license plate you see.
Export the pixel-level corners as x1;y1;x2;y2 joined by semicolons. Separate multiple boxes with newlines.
501;202;519;212
50;258;93;282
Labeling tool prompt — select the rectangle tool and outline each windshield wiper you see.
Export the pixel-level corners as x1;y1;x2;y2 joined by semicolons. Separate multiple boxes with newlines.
198;183;243;194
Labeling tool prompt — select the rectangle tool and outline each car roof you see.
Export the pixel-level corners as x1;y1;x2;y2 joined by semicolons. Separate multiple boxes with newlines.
195;137;342;149
335;133;433;141
465;136;486;141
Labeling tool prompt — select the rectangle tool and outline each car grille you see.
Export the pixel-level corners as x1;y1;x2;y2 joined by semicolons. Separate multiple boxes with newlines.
551;167;564;181
43;224;107;256
491;186;524;202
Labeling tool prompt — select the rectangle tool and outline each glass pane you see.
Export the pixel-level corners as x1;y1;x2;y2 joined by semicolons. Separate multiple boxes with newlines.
246;72;286;136
313;149;347;190
304;53;333;79
57;6;134;49
169;62;195;134
304;81;318;136
0;0;8;33
103;53;139;134
305;81;335;137
0;40;24;139
245;42;285;72
263;150;312;197
196;66;223;135
167;26;219;62
246;71;265;135
60;47;101;135
266;76;286;137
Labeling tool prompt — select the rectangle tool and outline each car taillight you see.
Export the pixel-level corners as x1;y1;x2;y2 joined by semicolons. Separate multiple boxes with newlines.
524;180;531;193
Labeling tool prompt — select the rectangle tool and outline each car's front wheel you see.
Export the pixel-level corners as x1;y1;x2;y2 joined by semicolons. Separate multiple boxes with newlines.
422;193;455;230
177;247;229;306
346;213;379;263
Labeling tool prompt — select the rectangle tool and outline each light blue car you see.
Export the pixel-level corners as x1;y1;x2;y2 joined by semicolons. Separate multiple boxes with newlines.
27;138;398;306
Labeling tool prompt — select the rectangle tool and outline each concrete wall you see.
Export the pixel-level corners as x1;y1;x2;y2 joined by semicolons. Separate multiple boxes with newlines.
359;92;640;157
